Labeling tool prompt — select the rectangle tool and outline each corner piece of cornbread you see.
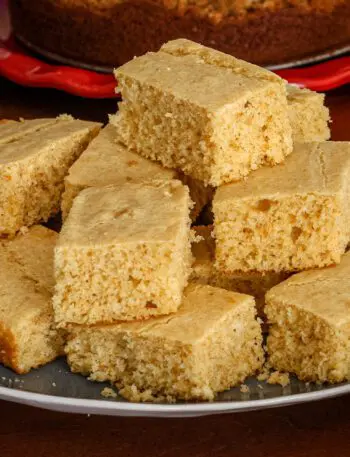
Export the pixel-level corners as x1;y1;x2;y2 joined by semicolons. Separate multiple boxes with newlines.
66;284;264;402
214;141;350;273
287;85;330;142
0;226;64;374
0;116;101;237
113;38;292;187
191;226;288;317
62;123;212;221
54;180;193;326
266;252;350;383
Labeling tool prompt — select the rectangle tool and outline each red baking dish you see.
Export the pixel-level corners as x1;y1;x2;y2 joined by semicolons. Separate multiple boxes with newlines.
0;0;349;99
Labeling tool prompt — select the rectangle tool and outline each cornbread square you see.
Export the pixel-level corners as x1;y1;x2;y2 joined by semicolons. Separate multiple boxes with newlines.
0;226;64;374
191;226;288;317
214;141;350;273
114;39;292;187
62;123;212;221
0;116;101;237
287;85;330;142
54;180;192;326
66;284;264;402
266;252;350;383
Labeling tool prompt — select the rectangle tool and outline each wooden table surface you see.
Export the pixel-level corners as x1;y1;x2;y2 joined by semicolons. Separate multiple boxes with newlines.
1;77;350;456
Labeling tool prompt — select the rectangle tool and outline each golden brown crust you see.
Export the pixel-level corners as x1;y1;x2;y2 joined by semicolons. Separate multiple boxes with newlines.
9;0;350;67
0;321;21;374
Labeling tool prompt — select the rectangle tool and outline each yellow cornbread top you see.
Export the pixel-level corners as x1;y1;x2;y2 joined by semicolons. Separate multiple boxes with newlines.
59;180;191;246
0;117;101;165
115;39;283;112
216;141;350;202
266;252;350;328
66;124;175;188
78;284;255;344
0;116;73;146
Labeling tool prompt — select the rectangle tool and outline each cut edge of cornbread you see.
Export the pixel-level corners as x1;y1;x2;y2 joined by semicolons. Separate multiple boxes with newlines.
213;141;350;273
0;226;64;374
54;180;193;326
266;301;350;384
0;118;101;237
0;286;64;374
191;225;289;317
286;85;330;142
1;225;58;292
114;39;292;187
66;284;264;402
266;253;350;383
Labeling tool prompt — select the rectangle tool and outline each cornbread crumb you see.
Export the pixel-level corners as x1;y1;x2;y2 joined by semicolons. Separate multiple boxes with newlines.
54;180;192;325
66;284;264;402
191;226;288;316
114;39;292;187
257;372;269;382
18;226;29;236
118;385;176;404
101;387;118;399
266;252;350;383
62;123;211;221
240;384;250;393
214;141;350;273
287;85;330;142
0;116;101;237
267;371;290;387
0;226;64;373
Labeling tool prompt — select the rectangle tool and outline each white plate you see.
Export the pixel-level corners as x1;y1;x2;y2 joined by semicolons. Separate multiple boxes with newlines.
0;359;349;417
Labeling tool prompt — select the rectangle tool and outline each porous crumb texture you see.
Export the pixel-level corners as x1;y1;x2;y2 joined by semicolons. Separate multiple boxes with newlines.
191;226;289;316
214;141;350;273
266;370;290;387
178;172;214;221
101;387;118;399
286;85;330;142
0;117;101;237
0;226;64;373
266;252;350;383
114;39;292;187
66;284;264;402
54;180;193;326
61;123;211;221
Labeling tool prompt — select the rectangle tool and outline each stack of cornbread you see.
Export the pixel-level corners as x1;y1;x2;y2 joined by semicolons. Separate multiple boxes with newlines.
1;39;349;402
0;116;101;372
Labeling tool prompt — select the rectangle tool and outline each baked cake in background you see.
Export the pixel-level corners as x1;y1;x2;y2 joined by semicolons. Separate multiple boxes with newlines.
8;0;350;69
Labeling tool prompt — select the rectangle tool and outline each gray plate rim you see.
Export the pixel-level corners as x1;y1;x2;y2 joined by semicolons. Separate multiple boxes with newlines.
1;382;349;417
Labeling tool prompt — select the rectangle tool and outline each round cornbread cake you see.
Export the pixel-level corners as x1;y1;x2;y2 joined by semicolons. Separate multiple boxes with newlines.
9;0;350;68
